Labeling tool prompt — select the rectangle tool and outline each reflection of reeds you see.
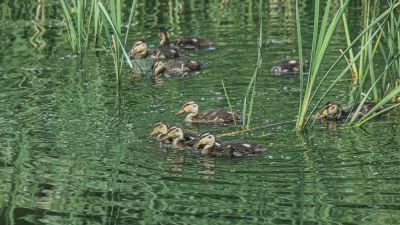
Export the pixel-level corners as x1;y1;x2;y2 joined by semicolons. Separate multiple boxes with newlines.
242;0;263;129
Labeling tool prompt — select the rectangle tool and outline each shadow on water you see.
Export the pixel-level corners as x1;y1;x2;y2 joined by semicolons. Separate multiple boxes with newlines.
0;0;400;224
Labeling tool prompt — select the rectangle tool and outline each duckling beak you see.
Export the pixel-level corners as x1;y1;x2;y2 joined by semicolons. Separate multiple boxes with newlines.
148;130;157;137
175;109;184;115
194;141;203;149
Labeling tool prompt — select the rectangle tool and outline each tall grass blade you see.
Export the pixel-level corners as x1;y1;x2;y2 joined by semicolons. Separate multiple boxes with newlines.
221;80;237;125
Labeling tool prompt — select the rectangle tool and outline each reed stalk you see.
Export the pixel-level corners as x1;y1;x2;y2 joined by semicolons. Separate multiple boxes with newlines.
221;80;237;126
98;1;138;83
242;0;263;129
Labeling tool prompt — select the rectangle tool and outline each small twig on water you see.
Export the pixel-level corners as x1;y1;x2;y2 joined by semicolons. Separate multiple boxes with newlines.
217;120;295;137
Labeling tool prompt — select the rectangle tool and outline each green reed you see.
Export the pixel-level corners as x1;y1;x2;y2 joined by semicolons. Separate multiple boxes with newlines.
339;0;400;126
242;0;263;129
296;0;400;128
59;0;102;54
295;0;351;129
98;0;138;83
221;80;237;126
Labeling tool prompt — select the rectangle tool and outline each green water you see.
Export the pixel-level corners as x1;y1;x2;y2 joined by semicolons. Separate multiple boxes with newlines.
1;1;400;224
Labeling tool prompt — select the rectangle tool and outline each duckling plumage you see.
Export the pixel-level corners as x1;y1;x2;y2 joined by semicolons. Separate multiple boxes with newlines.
176;100;241;123
194;132;266;157
152;59;202;76
271;58;310;74
128;41;181;59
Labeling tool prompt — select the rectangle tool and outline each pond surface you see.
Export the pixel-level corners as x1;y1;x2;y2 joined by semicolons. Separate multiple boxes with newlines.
1;1;400;224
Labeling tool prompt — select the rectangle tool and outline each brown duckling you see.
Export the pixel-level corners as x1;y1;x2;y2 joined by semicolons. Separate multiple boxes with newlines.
271;58;310;74
176;100;241;123
128;41;181;59
159;125;198;149
152;59;202;76
159;27;213;48
194;132;266;157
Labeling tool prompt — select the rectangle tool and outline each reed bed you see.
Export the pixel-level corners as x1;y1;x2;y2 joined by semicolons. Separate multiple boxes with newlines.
295;0;400;129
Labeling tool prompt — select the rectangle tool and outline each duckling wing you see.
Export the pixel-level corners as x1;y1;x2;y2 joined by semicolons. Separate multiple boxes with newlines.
174;37;212;47
219;140;265;157
183;131;199;147
199;109;242;123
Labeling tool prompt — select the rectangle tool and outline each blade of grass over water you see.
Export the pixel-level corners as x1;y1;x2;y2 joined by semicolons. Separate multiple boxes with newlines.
98;1;139;83
295;0;304;125
221;80;237;126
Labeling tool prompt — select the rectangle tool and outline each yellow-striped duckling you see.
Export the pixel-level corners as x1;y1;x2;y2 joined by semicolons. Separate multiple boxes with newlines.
271;58;310;74
159;125;198;149
176;100;241;123
159;27;213;48
194;132;266;157
128;41;181;59
152;59;202;76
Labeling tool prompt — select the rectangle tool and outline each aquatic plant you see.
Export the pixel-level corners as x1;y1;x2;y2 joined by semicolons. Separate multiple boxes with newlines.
98;0;138;83
59;0;102;54
295;0;400;129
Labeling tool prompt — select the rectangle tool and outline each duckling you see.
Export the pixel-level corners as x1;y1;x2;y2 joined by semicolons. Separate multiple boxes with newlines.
152;59;202;76
271;58;310;74
194;132;266;157
159;125;198;149
149;122;198;144
176;100;242;123
159;27;213;48
128;41;181;59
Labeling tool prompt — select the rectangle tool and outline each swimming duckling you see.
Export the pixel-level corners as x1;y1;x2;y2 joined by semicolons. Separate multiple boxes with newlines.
159;125;198;149
194;132;266;157
176;100;241;123
271;58;310;74
159;27;213;48
152;59;202;76
128;41;181;59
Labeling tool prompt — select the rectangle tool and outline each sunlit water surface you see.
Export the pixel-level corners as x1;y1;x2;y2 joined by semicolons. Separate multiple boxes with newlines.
1;1;400;224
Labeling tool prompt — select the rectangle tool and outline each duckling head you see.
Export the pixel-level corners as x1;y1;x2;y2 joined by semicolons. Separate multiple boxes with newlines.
128;41;148;57
151;60;165;75
176;100;199;117
158;27;170;47
149;121;169;138
320;102;342;119
195;132;216;150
